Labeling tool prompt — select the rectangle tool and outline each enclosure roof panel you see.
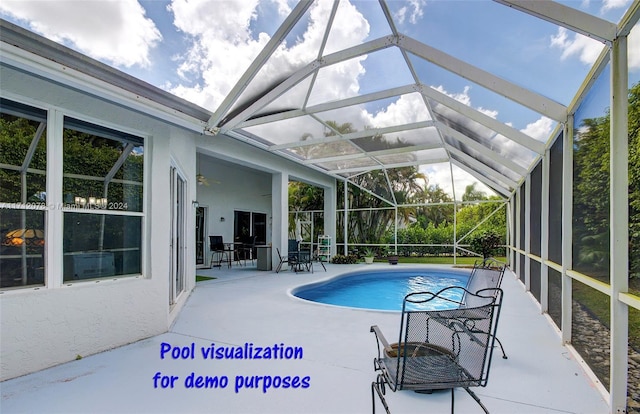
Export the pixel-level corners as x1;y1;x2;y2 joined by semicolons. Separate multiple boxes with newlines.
2;1;639;202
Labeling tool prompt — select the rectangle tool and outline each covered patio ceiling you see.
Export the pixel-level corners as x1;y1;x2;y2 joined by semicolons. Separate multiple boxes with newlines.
204;0;637;202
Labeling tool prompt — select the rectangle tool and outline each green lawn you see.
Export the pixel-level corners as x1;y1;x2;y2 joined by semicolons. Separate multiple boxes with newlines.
373;256;506;266
196;275;216;282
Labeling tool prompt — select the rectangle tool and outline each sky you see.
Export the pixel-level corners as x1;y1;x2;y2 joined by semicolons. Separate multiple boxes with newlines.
1;0;638;200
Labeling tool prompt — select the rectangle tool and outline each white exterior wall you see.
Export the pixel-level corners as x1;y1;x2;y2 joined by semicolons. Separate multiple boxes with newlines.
196;156;272;244
0;63;197;380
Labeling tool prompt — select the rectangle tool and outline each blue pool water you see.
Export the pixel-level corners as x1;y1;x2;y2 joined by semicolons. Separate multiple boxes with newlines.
292;268;470;311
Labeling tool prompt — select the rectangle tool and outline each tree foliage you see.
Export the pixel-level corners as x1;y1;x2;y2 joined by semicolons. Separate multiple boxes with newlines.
0;116;47;204
573;81;639;279
287;120;509;256
469;230;503;259
1;112;144;259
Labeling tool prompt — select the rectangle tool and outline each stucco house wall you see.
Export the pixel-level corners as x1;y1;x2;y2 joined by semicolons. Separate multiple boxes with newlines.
0;61;197;381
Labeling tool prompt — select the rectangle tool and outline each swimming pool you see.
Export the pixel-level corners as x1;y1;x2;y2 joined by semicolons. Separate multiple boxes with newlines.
291;267;471;311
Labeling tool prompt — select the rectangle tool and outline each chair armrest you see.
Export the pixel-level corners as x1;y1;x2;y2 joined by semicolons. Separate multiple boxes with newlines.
370;325;393;356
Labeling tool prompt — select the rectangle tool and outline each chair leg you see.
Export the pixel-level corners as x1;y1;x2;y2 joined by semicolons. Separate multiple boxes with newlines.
494;336;508;359
234;250;245;267
463;387;490;414
217;251;230;268
371;379;391;414
210;252;221;268
451;388;455;414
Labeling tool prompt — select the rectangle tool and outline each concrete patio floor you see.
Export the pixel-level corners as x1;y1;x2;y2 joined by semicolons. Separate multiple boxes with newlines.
1;262;609;413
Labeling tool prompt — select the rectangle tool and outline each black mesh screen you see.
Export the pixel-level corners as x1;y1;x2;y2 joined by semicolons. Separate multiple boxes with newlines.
547;268;562;330
530;259;541;302
548;135;563;264
530;162;542;256
519;182;526;249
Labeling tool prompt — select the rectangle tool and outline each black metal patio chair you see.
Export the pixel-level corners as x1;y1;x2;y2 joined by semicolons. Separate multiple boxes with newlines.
275;240;300;273
209;235;231;268
239;235;257;264
275;248;288;273
370;286;503;414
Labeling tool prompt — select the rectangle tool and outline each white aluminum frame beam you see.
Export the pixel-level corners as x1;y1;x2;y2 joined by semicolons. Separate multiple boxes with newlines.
104;143;135;186
617;0;640;37
437;122;528;177
540;149;550;312
342;177;396;207
447;146;517;190
457;202;508;243
218;35;398;132
303;141;443;164
269;119;436;150
327;157;448;174
561;119;573;345
494;0;617;44
206;0;313;129
399;36;567;122
239;84;419;128
419;84;546;155
609;34;629;414
450;159;512;198
20;122;45;172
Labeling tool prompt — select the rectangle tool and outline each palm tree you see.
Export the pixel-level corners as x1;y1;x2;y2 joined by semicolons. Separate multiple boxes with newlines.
289;121;428;247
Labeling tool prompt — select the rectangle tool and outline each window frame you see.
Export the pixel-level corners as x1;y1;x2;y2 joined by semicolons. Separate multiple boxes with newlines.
0;97;49;290
0;96;150;292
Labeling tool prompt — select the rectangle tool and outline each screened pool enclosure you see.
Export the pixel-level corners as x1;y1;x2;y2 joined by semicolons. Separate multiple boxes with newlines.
1;0;639;412
203;2;639;412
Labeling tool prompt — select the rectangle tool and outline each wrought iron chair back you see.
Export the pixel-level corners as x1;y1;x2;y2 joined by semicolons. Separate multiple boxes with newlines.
287;239;300;261
462;259;507;359
371;287;503;414
465;259;505;299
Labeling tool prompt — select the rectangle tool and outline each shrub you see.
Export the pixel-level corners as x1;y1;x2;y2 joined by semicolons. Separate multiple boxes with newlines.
468;230;503;259
331;254;359;264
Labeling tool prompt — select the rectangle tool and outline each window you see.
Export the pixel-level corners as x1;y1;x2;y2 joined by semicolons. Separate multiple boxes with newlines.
234;210;267;246
62;117;144;281
0;99;47;289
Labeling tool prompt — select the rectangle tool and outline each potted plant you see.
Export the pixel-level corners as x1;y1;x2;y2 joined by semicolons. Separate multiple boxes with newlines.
387;250;399;265
362;247;375;264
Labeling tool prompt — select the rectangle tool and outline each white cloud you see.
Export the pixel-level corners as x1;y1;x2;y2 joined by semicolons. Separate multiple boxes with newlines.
323;0;370;55
601;0;630;12
0;0;161;68
520;116;553;141
433;85;471;106
363;93;431;128
393;0;426;25
168;0;369;113
550;18;639;72
550;27;604;65
420;164;496;201
270;0;292;17
168;0;266;109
